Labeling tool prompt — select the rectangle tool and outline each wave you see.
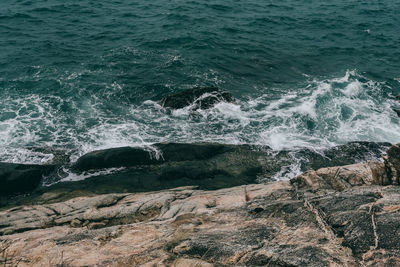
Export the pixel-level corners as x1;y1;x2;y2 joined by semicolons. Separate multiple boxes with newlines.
0;70;399;164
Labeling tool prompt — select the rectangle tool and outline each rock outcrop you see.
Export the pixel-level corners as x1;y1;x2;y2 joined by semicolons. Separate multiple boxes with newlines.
0;142;391;207
1;157;400;266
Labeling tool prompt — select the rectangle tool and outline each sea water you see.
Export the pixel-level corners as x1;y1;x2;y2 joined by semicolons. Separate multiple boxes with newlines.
1;0;399;164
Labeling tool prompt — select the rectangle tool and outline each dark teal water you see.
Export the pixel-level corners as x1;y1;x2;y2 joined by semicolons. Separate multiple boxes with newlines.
1;0;400;164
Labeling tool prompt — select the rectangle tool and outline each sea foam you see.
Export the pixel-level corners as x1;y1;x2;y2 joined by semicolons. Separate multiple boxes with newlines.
0;70;399;166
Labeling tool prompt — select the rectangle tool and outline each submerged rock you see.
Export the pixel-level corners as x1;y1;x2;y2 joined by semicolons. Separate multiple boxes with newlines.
159;86;235;110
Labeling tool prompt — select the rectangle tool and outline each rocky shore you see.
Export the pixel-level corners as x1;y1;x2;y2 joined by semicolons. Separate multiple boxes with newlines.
1;88;399;266
0;141;390;208
1;143;400;266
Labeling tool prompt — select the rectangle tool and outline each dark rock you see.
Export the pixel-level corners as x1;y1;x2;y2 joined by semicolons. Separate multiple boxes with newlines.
243;245;332;267
155;142;233;161
72;146;158;172
383;143;400;184
393;108;400;118
308;189;383;255
298;141;391;171
33;141;389;205
174;225;277;263
72;143;234;172
41;143;267;203
375;212;400;250
71;141;389;174
159;86;235;110
0;162;55;197
250;199;319;228
2;141;390;207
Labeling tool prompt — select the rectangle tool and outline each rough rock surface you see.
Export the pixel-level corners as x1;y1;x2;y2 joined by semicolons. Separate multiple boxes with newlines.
159;86;235;110
1;161;399;266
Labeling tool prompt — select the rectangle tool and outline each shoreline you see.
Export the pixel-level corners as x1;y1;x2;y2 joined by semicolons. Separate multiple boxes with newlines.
1;143;400;266
0;141;390;209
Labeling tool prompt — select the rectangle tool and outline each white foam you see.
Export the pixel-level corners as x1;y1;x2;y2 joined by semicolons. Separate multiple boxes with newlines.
342;80;362;96
1;69;399;182
50;167;126;184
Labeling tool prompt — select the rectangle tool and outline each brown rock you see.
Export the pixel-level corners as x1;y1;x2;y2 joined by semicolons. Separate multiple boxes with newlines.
0;163;399;266
291;161;390;191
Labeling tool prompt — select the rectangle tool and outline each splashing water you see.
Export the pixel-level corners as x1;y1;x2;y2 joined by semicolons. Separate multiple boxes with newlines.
0;70;399;164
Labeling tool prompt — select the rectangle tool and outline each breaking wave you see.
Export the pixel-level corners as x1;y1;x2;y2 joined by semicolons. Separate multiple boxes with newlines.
1;70;399;165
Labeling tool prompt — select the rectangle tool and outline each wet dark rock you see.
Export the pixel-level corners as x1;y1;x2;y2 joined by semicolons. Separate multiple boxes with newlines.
21;141;388;206
39;143;267;204
393;108;400;117
71;141;389;175
156;142;233;161
72;143;235;172
298;141;391;171
0;162;55;197
72;146;157;172
159;86;235;110
0;141;392;208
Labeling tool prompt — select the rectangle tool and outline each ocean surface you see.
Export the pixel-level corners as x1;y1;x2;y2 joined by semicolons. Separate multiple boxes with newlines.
1;0;400;165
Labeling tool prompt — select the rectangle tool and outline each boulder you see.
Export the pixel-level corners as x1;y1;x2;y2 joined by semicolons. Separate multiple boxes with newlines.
159;86;235;110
